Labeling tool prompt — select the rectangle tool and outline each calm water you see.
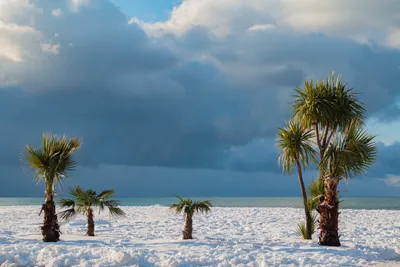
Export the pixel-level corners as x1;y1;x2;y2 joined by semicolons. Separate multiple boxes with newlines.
0;197;399;210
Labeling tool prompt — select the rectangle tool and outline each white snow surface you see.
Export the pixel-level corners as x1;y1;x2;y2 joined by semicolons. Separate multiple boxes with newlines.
0;206;399;266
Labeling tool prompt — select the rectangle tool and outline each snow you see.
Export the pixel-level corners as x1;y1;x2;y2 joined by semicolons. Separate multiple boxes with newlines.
0;206;399;266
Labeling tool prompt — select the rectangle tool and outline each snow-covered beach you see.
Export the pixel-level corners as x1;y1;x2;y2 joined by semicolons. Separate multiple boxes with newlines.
0;206;399;266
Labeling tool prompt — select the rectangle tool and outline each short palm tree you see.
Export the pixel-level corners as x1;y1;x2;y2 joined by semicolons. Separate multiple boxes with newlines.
277;119;316;239
25;133;81;242
170;195;212;240
59;186;125;236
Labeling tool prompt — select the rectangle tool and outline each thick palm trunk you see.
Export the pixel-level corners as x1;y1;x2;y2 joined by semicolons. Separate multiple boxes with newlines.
318;178;340;246
296;160;312;239
41;193;60;242
182;214;193;240
86;208;95;236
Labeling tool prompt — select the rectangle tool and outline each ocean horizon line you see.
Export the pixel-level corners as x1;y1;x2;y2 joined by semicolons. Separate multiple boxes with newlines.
1;196;400;210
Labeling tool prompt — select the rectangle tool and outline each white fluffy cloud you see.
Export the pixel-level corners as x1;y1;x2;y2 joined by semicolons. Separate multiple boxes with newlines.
135;0;275;37
136;0;400;49
383;175;400;187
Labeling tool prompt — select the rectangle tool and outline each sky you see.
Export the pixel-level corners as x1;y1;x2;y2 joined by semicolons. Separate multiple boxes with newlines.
0;0;399;197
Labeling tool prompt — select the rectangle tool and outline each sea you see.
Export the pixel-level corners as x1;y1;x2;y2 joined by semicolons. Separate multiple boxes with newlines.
0;197;399;210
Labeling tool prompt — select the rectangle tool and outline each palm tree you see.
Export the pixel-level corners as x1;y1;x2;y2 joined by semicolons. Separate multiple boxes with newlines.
25;133;81;242
318;121;376;246
170;195;212;240
59;186;125;236
292;73;375;246
277;119;316;239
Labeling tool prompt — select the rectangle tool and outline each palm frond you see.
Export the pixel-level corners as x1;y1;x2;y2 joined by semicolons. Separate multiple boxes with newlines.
24;133;82;193
174;194;184;202
291;79;332;129
58;208;76;221
193;200;212;214
277;118;317;174
170;202;185;214
308;179;325;199
24;146;47;181
320;122;377;180
170;196;212;216
291;73;365;144
59;198;75;208
101;199;121;207
296;213;318;239
108;206;126;217
98;189;115;199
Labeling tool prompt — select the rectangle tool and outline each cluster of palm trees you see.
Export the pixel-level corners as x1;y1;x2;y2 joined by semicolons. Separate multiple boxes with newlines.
24;134;212;241
25;134;125;241
24;73;376;246
277;73;377;246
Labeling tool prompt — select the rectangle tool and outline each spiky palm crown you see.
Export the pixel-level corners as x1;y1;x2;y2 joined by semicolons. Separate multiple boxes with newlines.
25;133;81;191
170;195;212;216
59;186;125;220
277;119;317;174
292;73;364;132
290;73;376;182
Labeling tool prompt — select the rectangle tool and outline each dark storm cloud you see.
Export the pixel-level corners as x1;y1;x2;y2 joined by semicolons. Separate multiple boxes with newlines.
189;31;400;121
367;142;400;178
0;0;399;197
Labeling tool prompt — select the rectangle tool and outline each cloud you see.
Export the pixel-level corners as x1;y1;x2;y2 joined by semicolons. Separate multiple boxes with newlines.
138;0;400;48
134;1;400;121
51;8;63;17
383;175;400;187
367;142;400;178
0;0;290;171
0;0;399;196
278;0;400;48
248;24;276;32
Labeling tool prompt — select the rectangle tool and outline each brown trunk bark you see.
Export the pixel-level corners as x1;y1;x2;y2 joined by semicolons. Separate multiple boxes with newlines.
86;207;95;236
182;214;193;240
41;193;60;242
318;178;341;246
296;159;312;239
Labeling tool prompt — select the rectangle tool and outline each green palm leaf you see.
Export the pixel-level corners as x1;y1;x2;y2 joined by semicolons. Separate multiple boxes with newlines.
277;118;317;174
58;186;125;220
24;133;82;194
320;121;377;180
170;195;212;216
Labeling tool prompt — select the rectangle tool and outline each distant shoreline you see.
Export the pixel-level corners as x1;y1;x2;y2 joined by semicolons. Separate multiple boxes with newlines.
1;197;400;210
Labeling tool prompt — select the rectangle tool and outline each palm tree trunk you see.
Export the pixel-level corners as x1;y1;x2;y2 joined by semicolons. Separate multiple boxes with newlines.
86;208;95;236
41;192;60;242
296;159;312;239
318;178;341;246
182;214;193;240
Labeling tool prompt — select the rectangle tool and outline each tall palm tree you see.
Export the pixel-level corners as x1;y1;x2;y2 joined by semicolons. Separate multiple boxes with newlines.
170;195;212;240
291;73;375;246
59;186;125;236
277;119;316;239
318;121;376;246
25;133;81;242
